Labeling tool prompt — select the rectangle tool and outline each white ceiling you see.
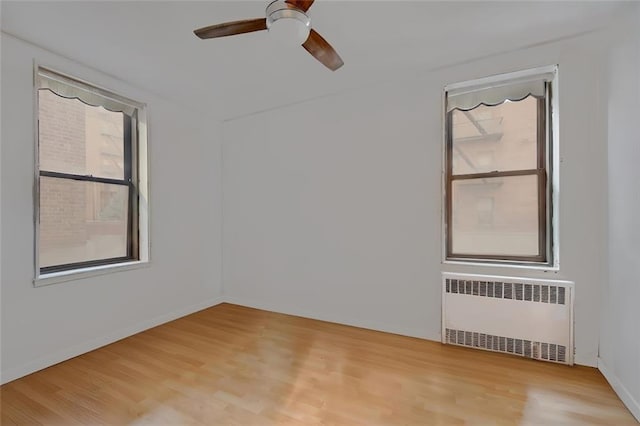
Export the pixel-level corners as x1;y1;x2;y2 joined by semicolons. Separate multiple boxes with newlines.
1;1;631;120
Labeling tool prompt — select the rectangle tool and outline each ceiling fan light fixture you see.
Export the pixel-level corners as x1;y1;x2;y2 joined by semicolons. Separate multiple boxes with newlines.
266;0;311;46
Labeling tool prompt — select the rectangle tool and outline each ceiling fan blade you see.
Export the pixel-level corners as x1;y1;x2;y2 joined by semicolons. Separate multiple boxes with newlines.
285;0;315;12
302;29;344;71
194;18;267;39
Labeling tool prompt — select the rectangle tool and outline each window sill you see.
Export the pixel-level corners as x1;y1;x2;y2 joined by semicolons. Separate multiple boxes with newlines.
34;260;150;287
442;259;560;273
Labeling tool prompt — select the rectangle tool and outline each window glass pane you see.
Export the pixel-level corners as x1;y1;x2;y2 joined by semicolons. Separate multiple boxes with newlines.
39;177;129;268
38;89;125;180
451;174;539;257
451;95;539;175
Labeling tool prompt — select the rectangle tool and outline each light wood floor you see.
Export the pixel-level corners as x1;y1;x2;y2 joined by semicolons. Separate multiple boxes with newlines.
1;303;636;425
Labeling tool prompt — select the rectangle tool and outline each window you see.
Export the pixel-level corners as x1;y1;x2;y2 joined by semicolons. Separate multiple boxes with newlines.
444;67;556;265
35;67;148;278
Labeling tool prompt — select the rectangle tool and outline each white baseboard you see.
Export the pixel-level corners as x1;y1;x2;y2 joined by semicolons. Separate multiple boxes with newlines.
598;357;640;422
574;353;598;368
0;296;224;385
224;295;440;342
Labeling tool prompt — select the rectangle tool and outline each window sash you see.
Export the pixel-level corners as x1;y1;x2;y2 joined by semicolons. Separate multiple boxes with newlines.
39;170;130;186
445;90;549;264
37;89;139;274
40;256;135;275
447;170;547;262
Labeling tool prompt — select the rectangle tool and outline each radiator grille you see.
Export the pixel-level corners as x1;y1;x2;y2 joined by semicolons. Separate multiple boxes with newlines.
445;328;567;363
445;278;566;305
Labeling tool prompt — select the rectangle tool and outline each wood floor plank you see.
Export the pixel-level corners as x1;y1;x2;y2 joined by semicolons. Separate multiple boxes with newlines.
0;303;637;425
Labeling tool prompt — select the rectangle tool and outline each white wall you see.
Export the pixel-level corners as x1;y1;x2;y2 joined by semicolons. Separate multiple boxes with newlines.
222;30;612;367
598;7;640;420
0;34;223;383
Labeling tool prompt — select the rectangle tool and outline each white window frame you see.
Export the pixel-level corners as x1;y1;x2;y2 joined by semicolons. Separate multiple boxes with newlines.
441;65;559;270
33;65;150;286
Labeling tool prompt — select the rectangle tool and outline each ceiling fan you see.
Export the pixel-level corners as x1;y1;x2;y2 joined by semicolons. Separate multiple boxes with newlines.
194;0;343;71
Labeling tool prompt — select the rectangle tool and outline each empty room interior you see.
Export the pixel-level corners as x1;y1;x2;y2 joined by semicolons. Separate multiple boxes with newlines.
1;0;639;424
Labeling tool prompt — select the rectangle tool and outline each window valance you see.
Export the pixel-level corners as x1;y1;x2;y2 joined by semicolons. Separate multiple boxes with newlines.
446;69;555;112
37;67;142;116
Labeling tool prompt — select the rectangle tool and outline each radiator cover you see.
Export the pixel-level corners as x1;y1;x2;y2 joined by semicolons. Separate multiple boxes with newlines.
442;273;574;365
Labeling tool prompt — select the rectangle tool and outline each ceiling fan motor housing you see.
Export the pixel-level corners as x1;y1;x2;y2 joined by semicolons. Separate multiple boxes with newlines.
266;0;311;32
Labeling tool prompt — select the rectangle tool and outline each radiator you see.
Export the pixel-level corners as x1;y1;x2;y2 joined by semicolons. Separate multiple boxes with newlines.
442;273;574;365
